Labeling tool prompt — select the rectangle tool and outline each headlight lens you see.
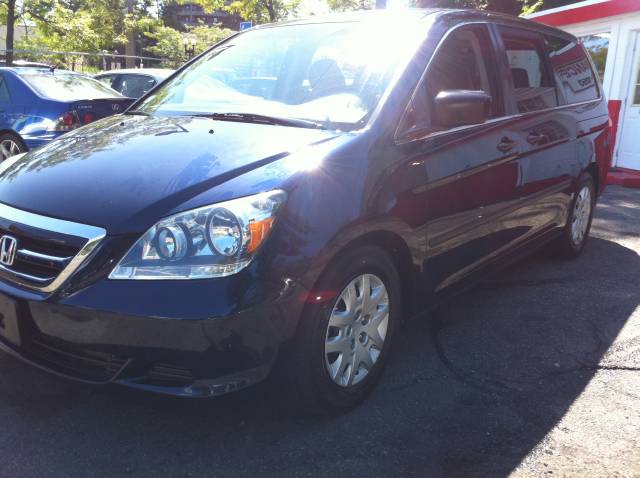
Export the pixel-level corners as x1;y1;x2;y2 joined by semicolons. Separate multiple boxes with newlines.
110;190;286;280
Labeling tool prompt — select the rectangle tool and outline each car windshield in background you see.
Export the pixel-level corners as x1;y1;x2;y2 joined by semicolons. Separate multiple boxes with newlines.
135;21;425;130
22;74;123;101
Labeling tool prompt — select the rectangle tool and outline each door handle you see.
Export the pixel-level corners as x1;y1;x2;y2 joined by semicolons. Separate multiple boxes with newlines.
497;137;516;153
526;132;548;145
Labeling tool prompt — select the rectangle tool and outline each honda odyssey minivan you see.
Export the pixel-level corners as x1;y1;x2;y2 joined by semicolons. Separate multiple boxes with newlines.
0;10;611;413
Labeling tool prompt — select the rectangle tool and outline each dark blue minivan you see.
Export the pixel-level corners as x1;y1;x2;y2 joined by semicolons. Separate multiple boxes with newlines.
0;10;612;413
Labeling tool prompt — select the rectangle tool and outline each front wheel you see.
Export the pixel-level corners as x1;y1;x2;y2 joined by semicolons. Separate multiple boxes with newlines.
555;174;595;258
288;246;401;414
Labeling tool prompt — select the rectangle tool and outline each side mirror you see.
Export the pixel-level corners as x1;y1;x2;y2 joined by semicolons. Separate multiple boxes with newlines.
433;90;491;128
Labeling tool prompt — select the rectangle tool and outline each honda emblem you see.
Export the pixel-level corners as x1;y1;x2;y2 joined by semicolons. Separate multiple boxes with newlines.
0;235;18;266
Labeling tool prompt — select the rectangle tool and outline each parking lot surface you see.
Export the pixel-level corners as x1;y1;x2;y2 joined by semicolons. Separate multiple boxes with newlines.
0;186;638;477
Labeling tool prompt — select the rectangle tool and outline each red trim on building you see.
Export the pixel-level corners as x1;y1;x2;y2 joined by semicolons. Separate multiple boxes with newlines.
531;0;640;27
607;168;640;188
608;99;622;152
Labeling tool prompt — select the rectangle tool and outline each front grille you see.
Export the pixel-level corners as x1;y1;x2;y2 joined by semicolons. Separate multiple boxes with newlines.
24;335;128;382
0;203;105;292
0;228;79;287
145;363;195;387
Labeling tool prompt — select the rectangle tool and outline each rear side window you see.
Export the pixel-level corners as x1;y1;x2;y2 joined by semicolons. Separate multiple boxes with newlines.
545;35;599;104
21;74;123;101
0;76;10;101
499;27;558;113
118;74;156;98
96;74;117;88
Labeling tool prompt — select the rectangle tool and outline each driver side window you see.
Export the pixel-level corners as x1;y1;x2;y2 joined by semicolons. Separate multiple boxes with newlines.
401;25;499;137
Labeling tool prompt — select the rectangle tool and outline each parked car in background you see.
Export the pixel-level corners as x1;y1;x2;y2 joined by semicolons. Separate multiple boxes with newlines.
95;69;174;98
0;11;611;413
0;67;134;160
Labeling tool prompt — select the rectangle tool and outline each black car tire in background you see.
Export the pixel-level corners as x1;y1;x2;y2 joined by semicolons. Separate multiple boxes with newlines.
0;132;26;161
555;173;596;259
287;245;402;415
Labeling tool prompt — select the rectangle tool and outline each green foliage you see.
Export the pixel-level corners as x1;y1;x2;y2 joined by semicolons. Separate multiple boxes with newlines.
164;0;299;24
144;23;233;67
225;0;300;23
326;0;374;12
8;0;159;67
144;24;184;66
190;24;234;48
521;0;544;15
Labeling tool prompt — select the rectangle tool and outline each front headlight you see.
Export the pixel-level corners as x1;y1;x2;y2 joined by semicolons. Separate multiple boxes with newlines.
110;190;287;280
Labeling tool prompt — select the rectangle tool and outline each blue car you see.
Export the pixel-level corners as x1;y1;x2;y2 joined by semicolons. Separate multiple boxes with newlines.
0;67;134;160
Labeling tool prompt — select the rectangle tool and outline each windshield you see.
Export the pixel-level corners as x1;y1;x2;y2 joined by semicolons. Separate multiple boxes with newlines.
23;74;123;101
135;21;425;130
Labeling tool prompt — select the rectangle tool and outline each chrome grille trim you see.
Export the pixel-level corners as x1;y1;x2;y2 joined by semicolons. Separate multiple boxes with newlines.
0;263;54;283
17;248;72;264
0;202;106;293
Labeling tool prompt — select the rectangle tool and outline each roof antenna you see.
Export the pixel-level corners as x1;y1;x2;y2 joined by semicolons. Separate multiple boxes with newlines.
49;63;59;73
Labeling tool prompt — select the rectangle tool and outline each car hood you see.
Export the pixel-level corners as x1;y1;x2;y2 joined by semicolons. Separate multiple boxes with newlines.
0;115;342;234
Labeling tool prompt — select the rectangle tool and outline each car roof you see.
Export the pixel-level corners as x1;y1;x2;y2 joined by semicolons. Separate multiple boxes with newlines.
95;68;174;78
257;9;442;28
254;8;576;41
0;66;88;76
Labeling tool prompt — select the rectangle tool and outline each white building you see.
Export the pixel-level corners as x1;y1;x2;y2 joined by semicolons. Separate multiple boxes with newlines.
528;0;640;185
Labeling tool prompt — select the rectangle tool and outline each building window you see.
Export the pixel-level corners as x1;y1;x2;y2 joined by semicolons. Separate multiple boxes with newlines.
579;32;610;82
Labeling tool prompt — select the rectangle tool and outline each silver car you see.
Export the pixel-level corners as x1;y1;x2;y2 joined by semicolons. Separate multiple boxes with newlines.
95;68;174;98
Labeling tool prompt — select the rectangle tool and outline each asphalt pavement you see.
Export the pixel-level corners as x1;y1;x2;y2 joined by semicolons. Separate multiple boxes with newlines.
0;185;638;477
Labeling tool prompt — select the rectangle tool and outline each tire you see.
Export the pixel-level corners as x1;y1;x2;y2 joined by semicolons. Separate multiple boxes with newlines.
555;173;595;259
288;245;402;415
0;132;26;161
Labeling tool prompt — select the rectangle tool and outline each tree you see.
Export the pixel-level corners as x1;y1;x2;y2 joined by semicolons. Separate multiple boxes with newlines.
1;0;53;66
190;23;234;48
4;0;16;65
226;0;299;22
11;0;158;68
159;0;300;25
16;4;103;67
326;0;373;12
144;24;184;66
144;23;233;67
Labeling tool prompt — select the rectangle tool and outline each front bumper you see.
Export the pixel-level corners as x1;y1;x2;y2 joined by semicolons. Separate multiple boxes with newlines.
0;270;305;397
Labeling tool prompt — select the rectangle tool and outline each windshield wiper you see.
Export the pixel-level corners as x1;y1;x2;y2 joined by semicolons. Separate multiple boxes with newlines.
124;110;152;116
193;112;324;130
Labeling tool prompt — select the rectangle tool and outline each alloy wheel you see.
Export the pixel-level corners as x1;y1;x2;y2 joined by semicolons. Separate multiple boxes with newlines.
571;185;592;246
0;139;22;161
324;273;390;387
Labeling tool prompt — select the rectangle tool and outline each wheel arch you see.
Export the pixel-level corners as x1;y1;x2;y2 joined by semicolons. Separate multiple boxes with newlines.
0;129;27;149
307;228;422;320
586;161;600;195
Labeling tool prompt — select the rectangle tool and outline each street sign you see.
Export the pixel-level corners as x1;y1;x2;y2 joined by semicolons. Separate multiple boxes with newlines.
239;21;253;31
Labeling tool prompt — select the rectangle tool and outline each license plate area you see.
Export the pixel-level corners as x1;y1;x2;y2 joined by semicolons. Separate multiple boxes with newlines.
0;294;20;346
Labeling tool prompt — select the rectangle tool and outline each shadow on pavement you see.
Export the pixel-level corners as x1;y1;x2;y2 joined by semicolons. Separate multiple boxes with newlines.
0;236;637;477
